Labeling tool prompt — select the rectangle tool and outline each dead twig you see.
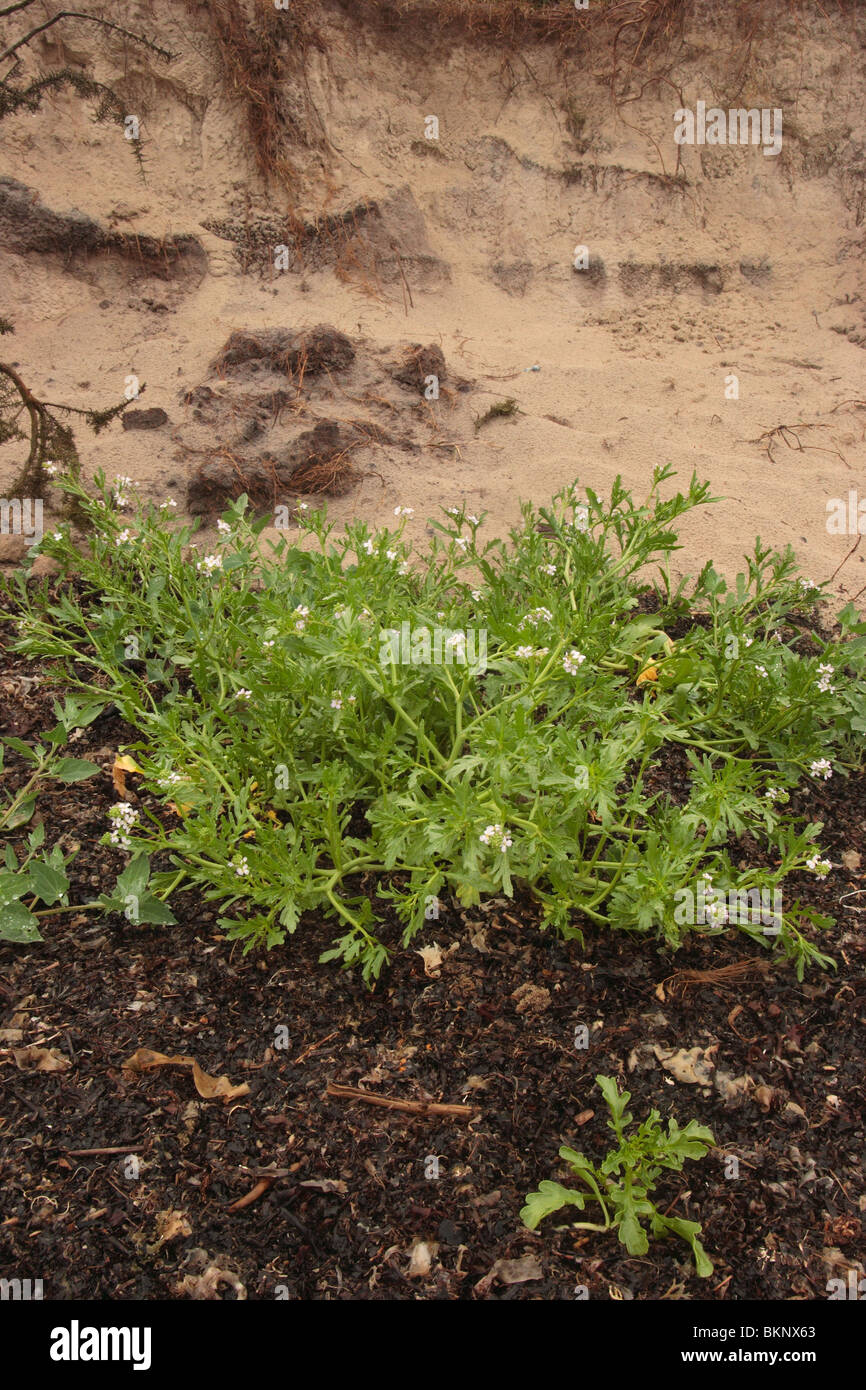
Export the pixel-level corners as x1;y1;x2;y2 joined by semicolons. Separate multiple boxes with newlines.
64;1144;145;1157
326;1081;478;1119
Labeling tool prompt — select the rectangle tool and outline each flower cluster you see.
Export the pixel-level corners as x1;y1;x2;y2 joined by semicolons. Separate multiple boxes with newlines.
196;553;222;575
524;606;553;628
805;853;832;877
479;823;513;852
115;529;133;547
217;519;232;537
562;648;586;676
157;771;183;789
330;691;356;710
233;856;250;877
394;506;415;518
698;874;728;926
516;645;549;660
809;758;832;781
816;663;835;694
112;475;135;508
107;802;138;849
293;604;309;633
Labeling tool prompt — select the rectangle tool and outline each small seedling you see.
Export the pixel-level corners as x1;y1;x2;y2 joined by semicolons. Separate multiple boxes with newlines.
521;1074;715;1276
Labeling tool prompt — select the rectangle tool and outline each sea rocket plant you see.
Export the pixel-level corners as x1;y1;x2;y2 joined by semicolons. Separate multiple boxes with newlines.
9;465;866;983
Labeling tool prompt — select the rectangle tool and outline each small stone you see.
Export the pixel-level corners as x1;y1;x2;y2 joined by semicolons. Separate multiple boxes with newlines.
30;554;60;577
0;534;28;563
122;407;169;430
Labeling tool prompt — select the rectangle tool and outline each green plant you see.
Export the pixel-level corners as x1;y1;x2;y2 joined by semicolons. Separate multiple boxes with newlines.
0;696;104;941
6;464;865;982
473;397;520;432
521;1074;715;1276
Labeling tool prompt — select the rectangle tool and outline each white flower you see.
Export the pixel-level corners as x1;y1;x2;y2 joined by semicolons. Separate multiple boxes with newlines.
743;636;754;648
299;502;309;511
115;529;133;547
112;475;135;508
799;578;818;593
542;564;557;576
331;694;343;709
755;665;768;679
217;519;232;536
236;688;252;700
44;461;59;477
809;758;832;781
467;514;479;525
816;662;835;694
454;536;469;550
52;531;63;541
516;645;535;659
234;856;250;877
563;648;586;676
479;823;512;852
574;506;589;533
196;553;222;574
363;539;375;555
386;549;397;561
107;801;138;849
293;603;310;633
262;639;275;650
446;506;460;517
394;506;415;518
765;787;780;801
398;562;409;575
471;590;483;601
704;898;728;926
805;853;832;876
160;497;177;510
157;771;183;788
525;606;553;628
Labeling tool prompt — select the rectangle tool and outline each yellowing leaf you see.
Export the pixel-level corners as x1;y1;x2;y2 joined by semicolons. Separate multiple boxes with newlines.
115;754;144;773
122;1048;251;1103
636;666;658;686
113;753;143;797
192;1059;250;1102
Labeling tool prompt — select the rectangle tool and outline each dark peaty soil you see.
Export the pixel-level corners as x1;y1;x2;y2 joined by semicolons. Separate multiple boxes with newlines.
0;629;864;1302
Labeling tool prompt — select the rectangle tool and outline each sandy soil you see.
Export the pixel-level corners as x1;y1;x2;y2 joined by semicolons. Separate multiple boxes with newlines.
1;0;865;598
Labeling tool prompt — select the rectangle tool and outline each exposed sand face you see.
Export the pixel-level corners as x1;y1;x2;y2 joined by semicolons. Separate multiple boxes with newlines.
1;2;865;601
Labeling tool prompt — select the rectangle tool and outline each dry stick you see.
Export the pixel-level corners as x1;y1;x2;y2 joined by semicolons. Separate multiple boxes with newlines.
292;1028;340;1066
65;1145;145;1157
828;535;861;585
326;1082;477;1119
